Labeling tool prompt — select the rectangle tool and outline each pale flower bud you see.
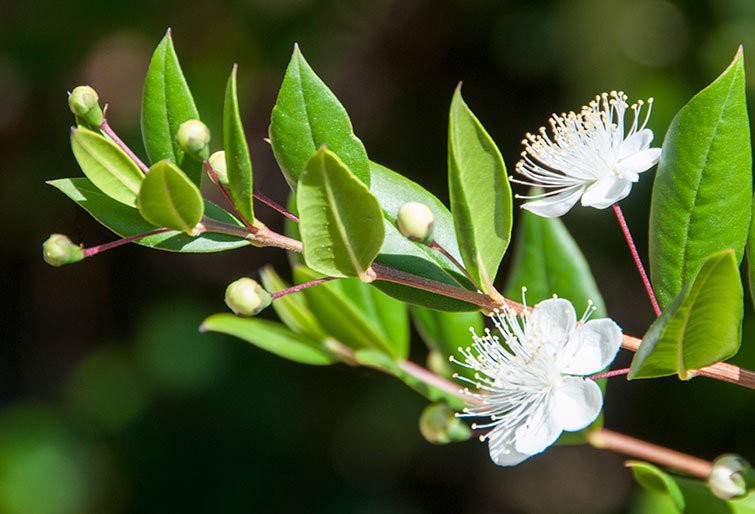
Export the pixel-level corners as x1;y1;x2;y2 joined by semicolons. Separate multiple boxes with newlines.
176;119;210;161
427;350;452;378
419;403;471;445
397;202;434;242
709;454;753;500
224;278;271;317
68;85;103;127
208;151;229;186
42;234;84;267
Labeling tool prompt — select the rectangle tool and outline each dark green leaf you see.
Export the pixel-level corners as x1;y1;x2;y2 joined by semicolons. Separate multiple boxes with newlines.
297;148;384;280
630;250;743;380
259;265;327;340
269;45;370;188
141;29;202;184
201;314;336;366
70;127;144;207
223;65;254;221
448;86;512;293
650;49;752;309
49;177;248;252
137;160;204;233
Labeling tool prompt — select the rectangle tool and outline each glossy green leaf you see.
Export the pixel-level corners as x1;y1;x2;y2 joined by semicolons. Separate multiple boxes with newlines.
747;189;755;310
141;29;202;184
49;177;248;252
294;266;408;359
223;65;254;221
259;266;327;340
630;250;743;380
70;127;144;207
201;314;336;366
297;148;384;280
448;86;512;293
411;307;483;359
504;207;606;317
137;160;204;233
628;461;688;511
269;45;370;188
650;49;752;309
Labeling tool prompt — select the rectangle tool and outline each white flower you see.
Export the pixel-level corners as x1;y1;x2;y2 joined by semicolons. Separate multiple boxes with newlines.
453;297;622;466
514;91;661;217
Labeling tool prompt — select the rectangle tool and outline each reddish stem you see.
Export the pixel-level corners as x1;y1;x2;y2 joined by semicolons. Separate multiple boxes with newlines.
588;368;631;380
100;117;149;173
428;241;474;282
270;276;337;300
612;203;661;317
82;228;171;257
203;161;257;232
254;190;299;223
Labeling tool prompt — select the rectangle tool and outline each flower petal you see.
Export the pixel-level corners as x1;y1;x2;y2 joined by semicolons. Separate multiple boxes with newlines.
514;398;562;456
521;186;584;218
559;318;623;376
618;128;654;159
580;176;632;209
552;377;603;432
525;298;577;354
616;147;661;177
487;426;532;466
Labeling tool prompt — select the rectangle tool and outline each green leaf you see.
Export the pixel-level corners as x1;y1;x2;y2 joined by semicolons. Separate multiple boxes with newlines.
141;29;202;184
269;45;370;188
223;65;254;221
294;266;408;359
747;189;755;310
201;314;336;366
70;127;144;207
448;86;512;293
49;177;248;252
630;250;743;380
628;461;687;511
503;207;606;317
137;160;204;233
297;148;384;280
411;306;483;359
650;49;752;309
259;265;327;340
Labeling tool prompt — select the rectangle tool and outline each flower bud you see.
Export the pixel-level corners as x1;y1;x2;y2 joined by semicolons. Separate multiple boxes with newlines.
709;454;753;500
208;151;229;186
42;234;84;267
176;119;210;161
418;403;471;445
224;278;271;317
68;85;103;127
427;350;452;378
397;202;434;242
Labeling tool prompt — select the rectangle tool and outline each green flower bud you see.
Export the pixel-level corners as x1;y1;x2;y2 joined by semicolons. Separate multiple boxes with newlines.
427;350;453;378
176;119;210;161
208;151;229;186
224;278;271;317
397;202;434;242
68;85;103;127
709;454;754;500
418;403;471;445
42;234;84;267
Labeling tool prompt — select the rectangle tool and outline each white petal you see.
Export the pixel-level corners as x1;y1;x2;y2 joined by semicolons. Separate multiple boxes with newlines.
525;298;577;355
616;147;662;176
552;377;603;432
580;176;632;209
487;426;532;466
559;318;623;375
618;128;654;159
521;186;584;218
514;398;562;455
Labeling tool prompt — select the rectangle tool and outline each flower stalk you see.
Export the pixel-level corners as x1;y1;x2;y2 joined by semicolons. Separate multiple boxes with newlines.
82;228;172;257
100;113;149;173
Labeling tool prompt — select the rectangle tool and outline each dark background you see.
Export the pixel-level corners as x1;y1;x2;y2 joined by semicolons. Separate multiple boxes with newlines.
2;0;755;512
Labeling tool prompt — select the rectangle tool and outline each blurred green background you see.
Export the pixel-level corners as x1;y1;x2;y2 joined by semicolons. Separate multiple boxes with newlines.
2;0;755;512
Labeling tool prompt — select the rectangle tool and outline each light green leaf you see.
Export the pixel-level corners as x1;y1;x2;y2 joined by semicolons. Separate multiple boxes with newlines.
141;29;202;184
630;250;743;380
259;265;327;340
297;148;384;280
294;266;408;359
628;461;687;511
448;86;512;293
137;160;204;233
50;177;247;252
223;65;254;221
747;189;755;310
650;49;752;309
269;45;370;188
201;314;337;366
504;207;606;317
411;306;483;360
70;127;144;207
